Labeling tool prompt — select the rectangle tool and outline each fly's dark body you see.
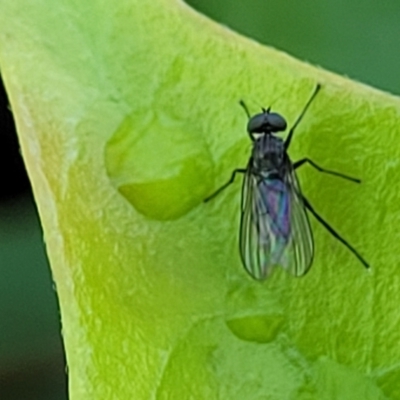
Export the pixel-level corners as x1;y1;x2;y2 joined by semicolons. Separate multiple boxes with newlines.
251;135;288;178
205;84;369;280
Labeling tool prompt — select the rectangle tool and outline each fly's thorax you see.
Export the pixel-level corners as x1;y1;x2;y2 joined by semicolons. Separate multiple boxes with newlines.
251;135;286;172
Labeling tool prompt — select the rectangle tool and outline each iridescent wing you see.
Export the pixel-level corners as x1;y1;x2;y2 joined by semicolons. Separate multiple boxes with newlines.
239;163;314;280
282;166;314;276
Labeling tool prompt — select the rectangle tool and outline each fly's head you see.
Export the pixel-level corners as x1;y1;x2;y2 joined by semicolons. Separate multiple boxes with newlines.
247;108;287;140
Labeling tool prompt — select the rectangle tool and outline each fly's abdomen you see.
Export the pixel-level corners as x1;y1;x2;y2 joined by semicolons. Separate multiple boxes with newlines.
258;179;291;240
252;178;292;270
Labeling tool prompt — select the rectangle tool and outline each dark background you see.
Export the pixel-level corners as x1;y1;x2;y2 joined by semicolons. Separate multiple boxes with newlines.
1;1;399;399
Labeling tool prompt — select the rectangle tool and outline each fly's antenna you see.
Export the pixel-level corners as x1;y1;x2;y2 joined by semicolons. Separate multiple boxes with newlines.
240;90;283;119
284;83;321;150
262;106;271;113
239;100;251;120
264;91;282;112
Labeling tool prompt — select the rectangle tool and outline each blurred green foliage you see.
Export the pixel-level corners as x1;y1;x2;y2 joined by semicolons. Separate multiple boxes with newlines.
0;198;66;399
187;0;400;94
1;1;399;398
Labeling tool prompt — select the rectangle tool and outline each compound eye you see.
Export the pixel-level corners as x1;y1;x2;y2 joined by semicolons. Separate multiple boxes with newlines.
247;113;266;134
266;113;287;132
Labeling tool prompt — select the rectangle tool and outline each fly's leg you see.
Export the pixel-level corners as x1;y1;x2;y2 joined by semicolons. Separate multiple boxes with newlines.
301;194;369;268
293;158;361;183
284;83;321;151
239;100;251;119
204;168;247;202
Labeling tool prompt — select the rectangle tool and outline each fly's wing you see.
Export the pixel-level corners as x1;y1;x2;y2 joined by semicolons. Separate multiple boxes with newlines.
239;169;268;280
282;166;314;276
239;165;314;280
239;168;290;280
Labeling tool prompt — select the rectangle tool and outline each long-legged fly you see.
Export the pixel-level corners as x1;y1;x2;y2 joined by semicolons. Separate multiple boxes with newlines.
205;84;369;280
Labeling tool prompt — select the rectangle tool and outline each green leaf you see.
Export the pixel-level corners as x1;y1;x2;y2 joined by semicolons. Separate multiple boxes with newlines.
0;0;399;398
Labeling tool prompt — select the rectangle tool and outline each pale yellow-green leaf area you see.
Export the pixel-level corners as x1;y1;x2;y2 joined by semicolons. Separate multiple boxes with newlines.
0;0;399;398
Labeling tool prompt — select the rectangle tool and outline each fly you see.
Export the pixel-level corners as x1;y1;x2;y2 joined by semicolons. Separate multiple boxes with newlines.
204;84;369;280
